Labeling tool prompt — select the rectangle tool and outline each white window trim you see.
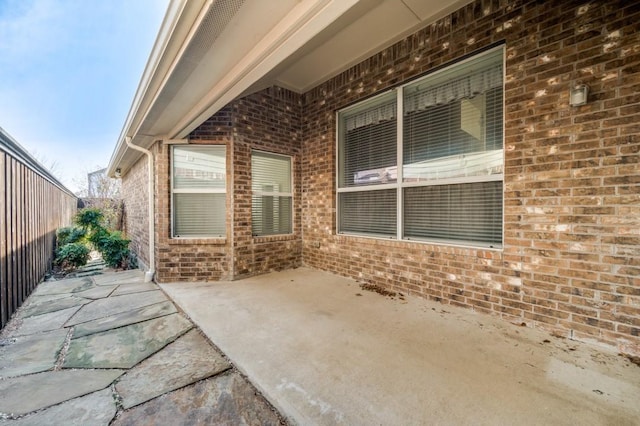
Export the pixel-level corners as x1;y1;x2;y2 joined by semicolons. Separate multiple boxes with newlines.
336;46;505;250
171;145;227;239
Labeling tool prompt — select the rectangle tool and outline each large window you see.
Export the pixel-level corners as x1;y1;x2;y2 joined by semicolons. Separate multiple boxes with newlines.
252;151;293;236
337;47;504;248
172;145;226;238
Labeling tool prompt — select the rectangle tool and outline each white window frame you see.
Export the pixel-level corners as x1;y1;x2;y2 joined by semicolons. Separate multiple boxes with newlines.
171;145;226;238
251;150;294;237
336;46;505;249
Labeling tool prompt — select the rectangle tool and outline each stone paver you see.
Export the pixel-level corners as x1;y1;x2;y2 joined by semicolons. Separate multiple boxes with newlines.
116;329;231;409
8;306;81;336
64;313;193;368
0;268;284;424
65;290;168;326
19;295;89;319
73;301;177;338
0;329;68;378
111;282;158;296
0;389;117;426
0;369;124;416
32;277;94;296
92;270;144;286
73;285;117;300
112;373;283;426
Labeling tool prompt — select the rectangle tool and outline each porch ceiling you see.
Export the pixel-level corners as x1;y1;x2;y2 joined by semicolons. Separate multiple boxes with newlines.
108;0;471;176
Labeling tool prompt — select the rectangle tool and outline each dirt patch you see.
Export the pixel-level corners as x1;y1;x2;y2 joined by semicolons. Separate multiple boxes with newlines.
622;354;640;367
359;283;396;298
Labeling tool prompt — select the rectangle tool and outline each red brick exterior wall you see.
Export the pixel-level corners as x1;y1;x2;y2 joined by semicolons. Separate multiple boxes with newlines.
146;88;303;282
230;87;303;278
301;0;640;354
122;0;639;354
121;155;150;269
154;107;233;282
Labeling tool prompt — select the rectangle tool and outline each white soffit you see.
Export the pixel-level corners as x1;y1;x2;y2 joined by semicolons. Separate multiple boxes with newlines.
275;0;474;92
169;0;363;139
403;0;471;20
274;0;420;92
140;0;299;137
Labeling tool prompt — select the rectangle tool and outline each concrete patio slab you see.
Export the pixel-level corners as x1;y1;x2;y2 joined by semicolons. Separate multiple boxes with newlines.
0;369;124;416
161;267;640;426
0;329;67;378
63;313;193;369
7;305;81;337
72;301;177;339
1;388;117;426
18;295;89;318
112;372;283;426
65;290;168;326
116;329;231;409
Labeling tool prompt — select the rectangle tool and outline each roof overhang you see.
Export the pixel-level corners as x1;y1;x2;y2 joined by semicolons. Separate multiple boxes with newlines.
108;0;471;177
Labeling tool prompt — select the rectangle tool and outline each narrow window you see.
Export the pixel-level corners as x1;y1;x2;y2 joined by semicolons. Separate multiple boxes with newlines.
171;145;226;238
252;151;293;236
337;92;397;237
402;48;503;246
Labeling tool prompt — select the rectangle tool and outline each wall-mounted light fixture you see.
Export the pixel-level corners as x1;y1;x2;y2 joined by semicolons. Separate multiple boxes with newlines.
569;84;589;107
114;168;122;178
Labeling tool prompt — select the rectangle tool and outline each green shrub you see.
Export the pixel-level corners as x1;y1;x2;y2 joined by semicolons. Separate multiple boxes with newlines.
75;208;104;230
90;229;130;269
55;207;132;271
56;226;86;247
54;242;90;270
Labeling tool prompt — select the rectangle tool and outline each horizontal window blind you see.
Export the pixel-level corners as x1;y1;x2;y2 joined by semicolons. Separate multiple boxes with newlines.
173;193;226;237
404;181;502;245
172;145;226;238
339;92;397;188
338;189;396;237
252;151;293;236
173;146;226;189
252;196;292;236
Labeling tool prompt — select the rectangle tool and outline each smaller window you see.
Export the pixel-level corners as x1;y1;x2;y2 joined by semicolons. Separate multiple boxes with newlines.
252;151;293;236
172;145;226;238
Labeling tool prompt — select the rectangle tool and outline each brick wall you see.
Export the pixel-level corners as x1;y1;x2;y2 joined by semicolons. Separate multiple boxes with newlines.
301;0;640;354
231;87;303;278
150;88;303;282
121;155;150;269
154;121;232;282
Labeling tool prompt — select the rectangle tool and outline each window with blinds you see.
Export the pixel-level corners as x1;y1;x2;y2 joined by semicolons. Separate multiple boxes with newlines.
172;145;226;238
337;47;504;247
252;151;293;236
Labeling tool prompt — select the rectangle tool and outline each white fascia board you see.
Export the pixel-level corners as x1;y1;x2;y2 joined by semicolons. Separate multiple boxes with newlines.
107;0;208;177
168;0;362;139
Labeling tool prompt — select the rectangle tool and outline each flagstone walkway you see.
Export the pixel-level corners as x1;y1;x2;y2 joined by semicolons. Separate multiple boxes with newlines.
0;267;285;425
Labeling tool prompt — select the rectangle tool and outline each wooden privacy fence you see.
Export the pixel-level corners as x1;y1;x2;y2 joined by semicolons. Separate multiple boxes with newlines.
0;127;77;329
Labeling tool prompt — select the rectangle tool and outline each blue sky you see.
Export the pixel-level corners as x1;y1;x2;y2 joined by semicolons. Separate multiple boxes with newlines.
0;0;168;192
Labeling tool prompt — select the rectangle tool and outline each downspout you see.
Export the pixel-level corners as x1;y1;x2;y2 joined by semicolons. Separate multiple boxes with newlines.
125;137;155;282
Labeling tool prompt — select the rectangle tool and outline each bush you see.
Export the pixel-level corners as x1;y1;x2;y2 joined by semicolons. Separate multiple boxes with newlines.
56;226;86;247
89;228;131;269
75;208;104;230
55;207;132;272
54;242;90;270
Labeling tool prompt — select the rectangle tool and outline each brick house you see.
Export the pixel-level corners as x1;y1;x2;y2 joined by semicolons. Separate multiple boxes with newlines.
108;0;640;356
